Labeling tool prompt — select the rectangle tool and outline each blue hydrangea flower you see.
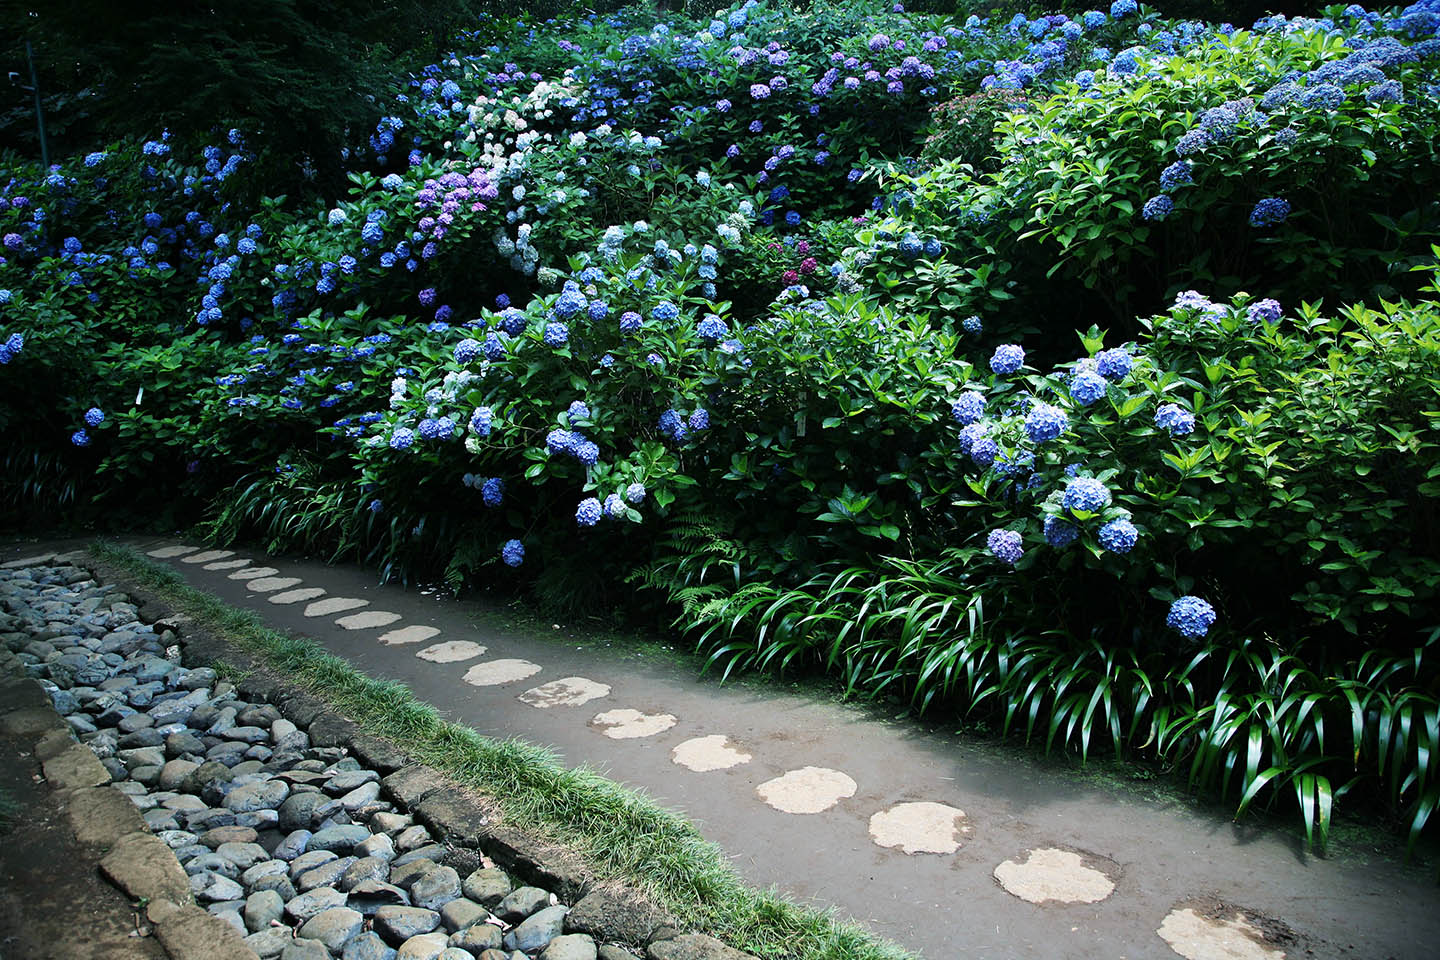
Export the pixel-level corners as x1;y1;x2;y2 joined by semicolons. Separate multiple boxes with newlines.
1246;298;1283;324
689;408;710;430
951;391;986;425
576;497;603;527
501;539;525;567
71;429;90;447
454;338;483;364
1142;195;1174;221
604;493;627;519
625;482;646;504
1062;476;1111;514
390;427;416;450
554;287;587;318
1099;518;1139;553
651;301;679;323
1167;595;1216;638
659;408;693;441
1095;347;1133;381
962;315;983;334
481;477;504;507
1154;403;1196;436
499;309;527;335
575;440;600;465
1070;370;1108;406
1365;80;1402;104
969;436;999;467
987;528;1024;565
1044;516;1079;548
543;322;569;347
470;406;493;436
1299;83;1344;110
990;343;1026;375
84;407;105;427
568;400;591;422
697;315;727;340
1249;197;1291;228
619;311;642;333
546;429;574;455
1024;403;1068;442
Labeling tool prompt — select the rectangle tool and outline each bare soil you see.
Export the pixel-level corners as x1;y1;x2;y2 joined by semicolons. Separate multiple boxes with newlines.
0;728;166;960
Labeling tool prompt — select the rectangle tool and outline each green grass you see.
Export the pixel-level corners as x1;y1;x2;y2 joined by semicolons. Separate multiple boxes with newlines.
87;540;912;960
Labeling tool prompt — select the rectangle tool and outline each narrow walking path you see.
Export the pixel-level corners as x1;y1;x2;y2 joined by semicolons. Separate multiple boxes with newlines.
34;540;1439;959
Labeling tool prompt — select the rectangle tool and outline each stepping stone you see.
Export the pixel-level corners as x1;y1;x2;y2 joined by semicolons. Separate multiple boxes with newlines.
148;545;199;558
518;677;611;708
462;659;542;687
182;549;235;564
305;597;368;617
1157;905;1287;960
993;848;1115;904
230;566;279;580
590;708;676;740
270;587;327;605
670;735;751;772
205;559;252;570
869;802;969;855
756;767;856;814
379;625;442;646
336;610;401;630
248;576;303;593
416;641;487;663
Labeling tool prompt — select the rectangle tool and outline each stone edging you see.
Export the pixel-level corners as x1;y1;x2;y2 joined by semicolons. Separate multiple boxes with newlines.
1;551;258;960
77;551;758;960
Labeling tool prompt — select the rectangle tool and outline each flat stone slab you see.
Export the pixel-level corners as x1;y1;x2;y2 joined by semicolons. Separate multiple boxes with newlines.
670;736;750;772
69;785;151;846
181;549;235;564
305;597;368;617
230;566;279;580
1157;904;1288;960
248;576;303;593
590;709;676;740
43;743;112;790
416;641;487;663
518;678;611;709
204;558;253;570
337;610;402;630
100;830;192;904
148;545;199;558
993;847;1116;904
868;802;969;855
379;625;442;645
755;767;855;814
462;659;542;687
2;553;57;568
269;587;327;605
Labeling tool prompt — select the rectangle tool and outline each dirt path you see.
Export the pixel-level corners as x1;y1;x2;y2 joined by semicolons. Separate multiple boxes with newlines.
0;716;166;960
13;537;1439;960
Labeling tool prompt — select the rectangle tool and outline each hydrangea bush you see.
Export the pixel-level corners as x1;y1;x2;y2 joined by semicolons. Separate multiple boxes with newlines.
3;0;1440;844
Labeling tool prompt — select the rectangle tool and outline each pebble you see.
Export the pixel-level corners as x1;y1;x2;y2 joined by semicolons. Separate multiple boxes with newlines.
244;889;285;932
297;906;365;953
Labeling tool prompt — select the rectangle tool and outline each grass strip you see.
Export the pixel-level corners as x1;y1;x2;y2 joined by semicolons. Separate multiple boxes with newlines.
89;540;912;960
